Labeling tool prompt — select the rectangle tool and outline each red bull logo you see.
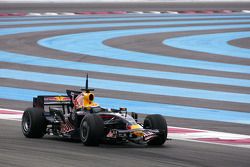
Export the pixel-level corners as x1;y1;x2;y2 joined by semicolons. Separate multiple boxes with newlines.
45;96;71;102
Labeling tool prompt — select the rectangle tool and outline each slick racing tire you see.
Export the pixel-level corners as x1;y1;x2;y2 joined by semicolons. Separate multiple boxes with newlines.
22;107;47;138
144;114;168;146
80;114;104;146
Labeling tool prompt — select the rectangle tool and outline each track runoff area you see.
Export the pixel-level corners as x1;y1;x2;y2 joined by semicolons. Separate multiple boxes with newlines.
0;2;250;166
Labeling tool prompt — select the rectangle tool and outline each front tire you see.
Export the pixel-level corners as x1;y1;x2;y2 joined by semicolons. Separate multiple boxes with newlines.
22;107;47;138
144;114;168;146
80;114;104;146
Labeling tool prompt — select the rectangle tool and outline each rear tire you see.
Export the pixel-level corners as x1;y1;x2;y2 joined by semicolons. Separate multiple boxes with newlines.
22;107;47;138
144;114;168;146
80;114;104;146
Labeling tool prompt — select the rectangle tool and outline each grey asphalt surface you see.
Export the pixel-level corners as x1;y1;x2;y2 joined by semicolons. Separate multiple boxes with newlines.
0;2;250;13
1;119;250;167
1;2;250;167
229;37;250;49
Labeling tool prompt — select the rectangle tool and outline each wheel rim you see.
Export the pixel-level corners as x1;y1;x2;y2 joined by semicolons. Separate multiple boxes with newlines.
22;112;31;133
80;121;89;142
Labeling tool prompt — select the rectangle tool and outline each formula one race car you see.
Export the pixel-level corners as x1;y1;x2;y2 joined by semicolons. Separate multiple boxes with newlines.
21;75;168;146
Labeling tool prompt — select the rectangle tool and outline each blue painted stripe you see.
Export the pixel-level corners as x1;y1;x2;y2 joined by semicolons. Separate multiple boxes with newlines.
0;86;60;101
1;69;250;104
163;31;250;59
1;16;250;75
39;24;250;74
1;51;250;88
1;16;250;26
1;19;250;36
1;86;250;125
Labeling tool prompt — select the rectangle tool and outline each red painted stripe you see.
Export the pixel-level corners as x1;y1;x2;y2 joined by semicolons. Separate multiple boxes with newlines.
8;13;26;16
169;127;204;133
193;138;250;144
178;11;197;14
0;13;26;17
93;12;110;15
196;11;215;14
76;12;93;15
76;11;127;15
221;10;233;13
213;10;233;14
110;11;127;14
0;13;9;16
0;110;23;115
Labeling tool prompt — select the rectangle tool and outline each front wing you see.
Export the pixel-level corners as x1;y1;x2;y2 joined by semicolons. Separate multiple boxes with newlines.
105;128;160;144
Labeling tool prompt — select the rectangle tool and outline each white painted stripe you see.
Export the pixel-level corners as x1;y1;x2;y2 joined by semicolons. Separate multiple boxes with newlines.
166;11;179;14
0;114;22;120
170;128;250;140
131;11;145;14
0;108;23;113
0;108;23;120
242;10;250;13
149;11;162;14
169;126;250;148
60;12;76;16
26;13;42;16
43;12;59;16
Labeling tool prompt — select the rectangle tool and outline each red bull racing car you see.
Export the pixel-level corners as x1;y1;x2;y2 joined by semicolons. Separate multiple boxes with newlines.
21;75;168;146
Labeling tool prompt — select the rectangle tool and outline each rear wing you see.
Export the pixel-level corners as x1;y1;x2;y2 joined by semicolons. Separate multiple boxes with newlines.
33;95;72;109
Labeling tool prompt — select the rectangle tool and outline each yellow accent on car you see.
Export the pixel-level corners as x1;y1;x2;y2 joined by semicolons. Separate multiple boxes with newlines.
83;92;99;107
133;131;144;137
55;96;67;101
130;124;143;130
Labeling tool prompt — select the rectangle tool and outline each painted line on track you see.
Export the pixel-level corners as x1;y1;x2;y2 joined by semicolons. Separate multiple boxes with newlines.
2;18;249;82
1;51;250;88
168;126;250;149
2;69;250;104
1;86;250;125
38;24;250;74
0;108;23;121
1;108;250;148
1;15;250;26
2;18;250;36
1;14;250;21
0;10;246;18
164;31;250;59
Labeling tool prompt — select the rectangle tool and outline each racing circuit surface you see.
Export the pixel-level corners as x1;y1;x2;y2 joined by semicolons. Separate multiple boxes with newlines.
1;2;250;167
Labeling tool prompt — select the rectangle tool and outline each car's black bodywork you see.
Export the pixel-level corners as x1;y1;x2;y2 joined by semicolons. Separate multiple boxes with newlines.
22;76;168;146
